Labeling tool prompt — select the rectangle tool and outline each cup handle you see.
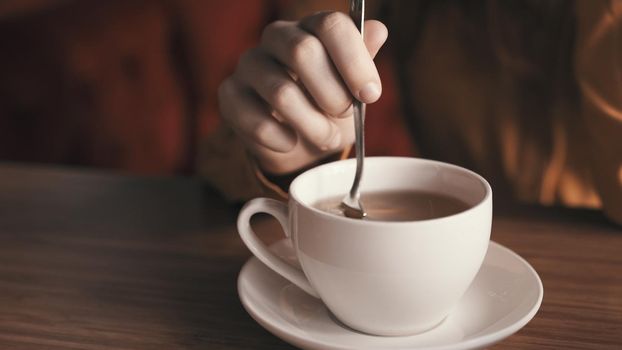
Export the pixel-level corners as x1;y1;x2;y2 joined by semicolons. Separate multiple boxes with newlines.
237;198;320;298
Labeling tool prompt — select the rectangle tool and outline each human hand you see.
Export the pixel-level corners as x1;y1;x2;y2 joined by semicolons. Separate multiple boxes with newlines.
218;11;388;174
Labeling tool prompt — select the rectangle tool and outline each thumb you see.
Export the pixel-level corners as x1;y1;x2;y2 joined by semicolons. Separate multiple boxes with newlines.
364;20;388;58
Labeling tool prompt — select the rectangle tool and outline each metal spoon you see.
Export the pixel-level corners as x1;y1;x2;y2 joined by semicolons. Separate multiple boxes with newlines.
340;0;367;219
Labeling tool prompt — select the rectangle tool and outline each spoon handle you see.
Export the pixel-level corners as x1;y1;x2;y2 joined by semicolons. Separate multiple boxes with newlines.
350;100;365;200
349;0;365;201
349;0;365;34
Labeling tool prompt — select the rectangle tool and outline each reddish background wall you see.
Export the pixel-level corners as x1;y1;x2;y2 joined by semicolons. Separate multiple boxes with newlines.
0;0;414;175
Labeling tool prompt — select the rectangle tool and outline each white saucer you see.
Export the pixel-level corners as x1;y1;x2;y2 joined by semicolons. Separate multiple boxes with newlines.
238;239;543;350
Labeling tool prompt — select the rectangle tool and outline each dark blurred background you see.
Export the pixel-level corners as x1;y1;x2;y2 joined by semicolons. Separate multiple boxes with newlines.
0;0;414;176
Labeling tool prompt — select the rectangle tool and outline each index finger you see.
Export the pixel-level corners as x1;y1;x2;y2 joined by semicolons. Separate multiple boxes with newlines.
299;12;382;103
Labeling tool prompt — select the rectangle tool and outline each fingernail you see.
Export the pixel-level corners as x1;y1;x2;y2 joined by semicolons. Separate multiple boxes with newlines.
358;82;381;103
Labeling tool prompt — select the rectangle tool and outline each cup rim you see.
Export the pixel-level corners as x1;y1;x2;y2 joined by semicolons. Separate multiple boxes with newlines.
289;156;492;226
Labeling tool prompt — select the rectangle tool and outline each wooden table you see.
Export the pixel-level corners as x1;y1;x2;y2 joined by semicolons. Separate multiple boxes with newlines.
0;164;620;349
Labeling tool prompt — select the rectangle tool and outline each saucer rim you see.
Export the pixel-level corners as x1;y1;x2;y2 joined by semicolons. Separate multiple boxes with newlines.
238;240;543;350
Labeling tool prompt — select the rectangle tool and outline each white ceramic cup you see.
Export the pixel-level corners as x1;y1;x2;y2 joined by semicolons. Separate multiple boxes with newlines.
237;157;492;336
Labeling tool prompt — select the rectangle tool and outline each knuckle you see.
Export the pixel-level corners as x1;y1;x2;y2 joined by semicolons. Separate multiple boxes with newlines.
237;49;257;69
253;120;276;145
217;78;236;103
235;48;265;79
261;20;287;43
269;81;297;110
316;12;348;35
289;35;323;66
